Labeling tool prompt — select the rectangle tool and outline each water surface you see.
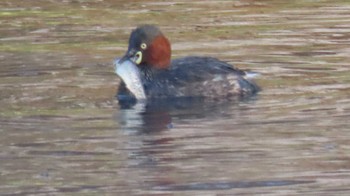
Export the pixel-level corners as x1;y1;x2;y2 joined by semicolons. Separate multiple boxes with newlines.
1;0;350;195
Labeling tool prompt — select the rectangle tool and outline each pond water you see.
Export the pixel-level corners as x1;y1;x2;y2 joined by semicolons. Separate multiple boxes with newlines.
1;0;350;195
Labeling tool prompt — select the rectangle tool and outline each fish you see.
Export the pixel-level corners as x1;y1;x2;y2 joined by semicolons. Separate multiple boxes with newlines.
114;58;146;100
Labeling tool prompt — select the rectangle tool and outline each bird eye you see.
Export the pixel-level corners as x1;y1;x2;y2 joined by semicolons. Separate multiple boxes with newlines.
140;43;147;50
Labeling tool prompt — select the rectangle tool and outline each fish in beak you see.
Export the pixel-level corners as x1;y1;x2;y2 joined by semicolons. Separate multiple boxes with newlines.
114;58;146;100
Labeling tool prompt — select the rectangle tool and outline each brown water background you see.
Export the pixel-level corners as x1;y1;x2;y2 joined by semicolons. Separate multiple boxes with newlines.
1;0;350;195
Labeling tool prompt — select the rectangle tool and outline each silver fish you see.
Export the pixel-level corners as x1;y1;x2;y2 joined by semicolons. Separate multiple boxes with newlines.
114;59;146;100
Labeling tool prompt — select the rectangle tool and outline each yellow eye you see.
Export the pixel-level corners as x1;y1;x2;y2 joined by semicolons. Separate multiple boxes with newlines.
140;43;147;50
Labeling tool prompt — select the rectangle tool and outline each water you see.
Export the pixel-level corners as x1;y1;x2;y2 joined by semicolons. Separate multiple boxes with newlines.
1;0;350;195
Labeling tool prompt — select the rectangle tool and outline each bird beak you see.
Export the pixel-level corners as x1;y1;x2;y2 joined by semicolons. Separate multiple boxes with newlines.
118;54;129;64
119;49;143;65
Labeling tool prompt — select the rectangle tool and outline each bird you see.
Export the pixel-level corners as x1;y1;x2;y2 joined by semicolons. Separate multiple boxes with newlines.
114;25;259;102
